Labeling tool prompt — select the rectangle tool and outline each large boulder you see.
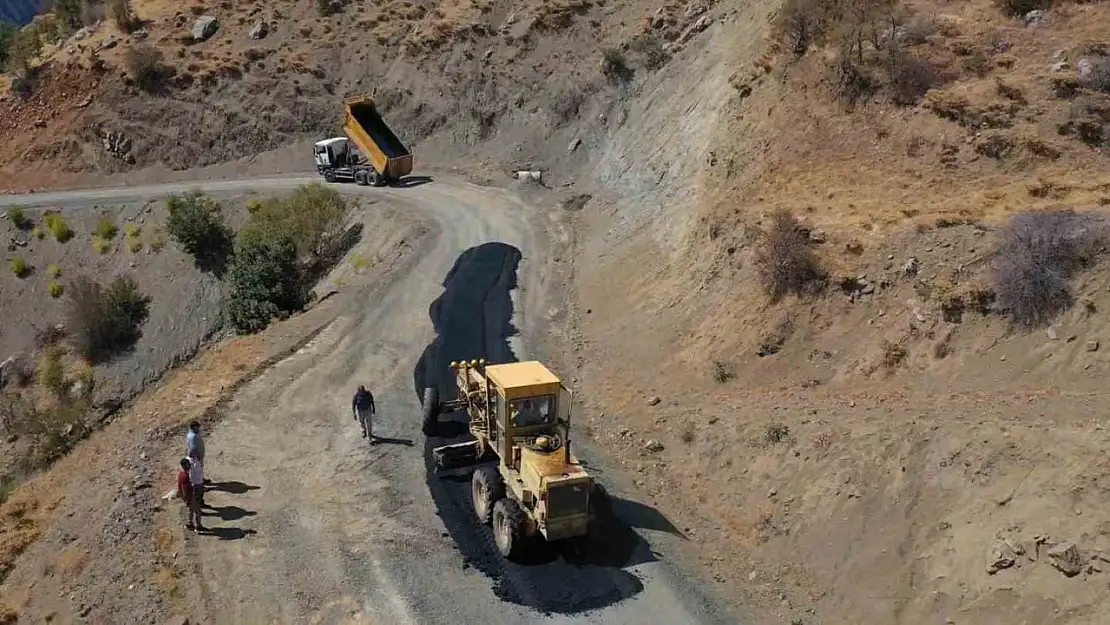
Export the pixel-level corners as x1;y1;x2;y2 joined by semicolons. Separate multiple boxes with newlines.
192;15;219;42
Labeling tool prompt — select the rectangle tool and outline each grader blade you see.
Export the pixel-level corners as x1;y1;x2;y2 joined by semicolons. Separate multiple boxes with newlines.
432;441;482;473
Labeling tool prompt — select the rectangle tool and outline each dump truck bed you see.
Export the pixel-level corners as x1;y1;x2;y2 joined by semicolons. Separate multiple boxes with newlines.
343;95;413;180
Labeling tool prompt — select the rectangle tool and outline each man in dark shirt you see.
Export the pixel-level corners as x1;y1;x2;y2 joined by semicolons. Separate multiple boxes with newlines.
177;458;205;532
352;385;376;441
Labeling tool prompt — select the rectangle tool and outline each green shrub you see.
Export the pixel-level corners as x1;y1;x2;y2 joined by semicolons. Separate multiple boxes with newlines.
31;225;44;240
8;206;28;229
165;192;233;273
44;214;73;242
47;263;61;278
65;274;151;363
37;345;65;394
224;227;304;334
248;183;350;260
48;280;64;298
92;237;112;254
9;257;30;278
124;222;140;238
93;217;118;239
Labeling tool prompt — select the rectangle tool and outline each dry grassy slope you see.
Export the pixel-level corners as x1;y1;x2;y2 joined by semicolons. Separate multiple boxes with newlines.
564;0;1110;623
0;0;712;191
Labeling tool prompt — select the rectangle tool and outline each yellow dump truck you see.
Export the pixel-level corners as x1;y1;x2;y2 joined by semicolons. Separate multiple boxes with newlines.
313;95;413;187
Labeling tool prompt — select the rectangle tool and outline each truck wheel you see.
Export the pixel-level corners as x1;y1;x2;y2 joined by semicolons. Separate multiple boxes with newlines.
354;170;367;186
472;466;505;524
421;386;440;436
372;171;386;187
324;170;336;183
492;498;527;561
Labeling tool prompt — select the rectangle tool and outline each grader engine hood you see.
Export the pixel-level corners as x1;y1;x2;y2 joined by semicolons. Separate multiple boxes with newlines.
519;446;592;539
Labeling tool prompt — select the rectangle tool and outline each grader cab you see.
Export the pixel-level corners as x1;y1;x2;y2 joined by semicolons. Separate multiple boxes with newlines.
421;359;599;560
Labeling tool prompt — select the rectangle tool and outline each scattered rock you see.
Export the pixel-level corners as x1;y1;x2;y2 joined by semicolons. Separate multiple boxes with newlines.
644;439;665;452
808;229;826;243
1047;541;1084;577
1078;58;1094;81
248;21;268;40
99;36;118;51
514;170;543;184
1086;340;1099;352
987;545;1016;574
902;257;919;276
647;396;661;406
1050;61;1069;72
132;28;148;40
192;16;220;42
767;488;777;498
1046;327;1058;340
1023;9;1047;27
567;137;581;153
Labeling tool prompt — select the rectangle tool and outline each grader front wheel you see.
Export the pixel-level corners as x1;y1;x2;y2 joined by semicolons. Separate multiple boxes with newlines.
492;498;527;561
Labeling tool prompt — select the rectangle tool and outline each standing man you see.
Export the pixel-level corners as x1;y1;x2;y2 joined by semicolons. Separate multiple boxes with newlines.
352;385;376;441
186;421;209;484
189;448;206;508
177;458;205;532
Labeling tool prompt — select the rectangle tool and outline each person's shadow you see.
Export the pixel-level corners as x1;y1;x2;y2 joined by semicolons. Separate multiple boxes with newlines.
200;526;257;541
206;481;260;495
371;436;415;447
204;505;258;522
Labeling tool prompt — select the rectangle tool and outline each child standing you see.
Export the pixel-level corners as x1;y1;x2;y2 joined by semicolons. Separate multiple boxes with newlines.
177;458;205;532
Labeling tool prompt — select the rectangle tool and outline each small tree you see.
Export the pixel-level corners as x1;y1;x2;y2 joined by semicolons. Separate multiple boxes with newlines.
755;210;826;301
165;191;234;274
224;228;304;334
54;0;84;32
4;25;41;76
0;20;17;68
108;0;136;31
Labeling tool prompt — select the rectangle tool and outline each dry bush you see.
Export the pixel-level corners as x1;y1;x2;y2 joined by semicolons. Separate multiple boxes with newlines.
600;47;633;84
0;393;90;467
1057;97;1110;147
900;16;936;45
66;275;151;363
995;0;1051;17
990;210;1106;327
885;45;939;105
108;0;136;31
628;34;669;71
1082;56;1110;94
755;210;826;301
124;45;169;93
880;340;907;369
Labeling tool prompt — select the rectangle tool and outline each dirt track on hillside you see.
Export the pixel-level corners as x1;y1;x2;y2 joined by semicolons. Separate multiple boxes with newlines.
0;175;744;624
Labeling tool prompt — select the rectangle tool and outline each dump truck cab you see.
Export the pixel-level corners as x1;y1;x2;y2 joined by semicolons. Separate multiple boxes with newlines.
314;137;353;170
424;360;599;559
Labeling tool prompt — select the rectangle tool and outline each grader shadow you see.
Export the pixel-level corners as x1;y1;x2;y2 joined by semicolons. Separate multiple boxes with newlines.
413;242;673;614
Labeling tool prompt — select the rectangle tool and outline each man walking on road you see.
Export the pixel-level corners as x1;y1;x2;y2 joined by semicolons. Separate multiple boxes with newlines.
186;421;209;484
352;385;376;441
178;458;205;532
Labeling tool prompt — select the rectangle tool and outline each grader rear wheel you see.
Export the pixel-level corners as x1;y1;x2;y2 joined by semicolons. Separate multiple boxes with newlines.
421;387;440;436
472;466;504;524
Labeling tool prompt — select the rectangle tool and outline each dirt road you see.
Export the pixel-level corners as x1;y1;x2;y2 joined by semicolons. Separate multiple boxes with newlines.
1;175;743;624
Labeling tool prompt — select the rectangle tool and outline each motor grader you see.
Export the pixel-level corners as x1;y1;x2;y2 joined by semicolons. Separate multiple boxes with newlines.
421;359;599;560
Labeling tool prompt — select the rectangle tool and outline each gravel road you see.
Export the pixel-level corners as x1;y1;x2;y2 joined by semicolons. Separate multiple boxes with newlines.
0;175;743;624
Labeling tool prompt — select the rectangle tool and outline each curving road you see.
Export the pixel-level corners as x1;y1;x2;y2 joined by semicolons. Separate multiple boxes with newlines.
0;175;742;624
